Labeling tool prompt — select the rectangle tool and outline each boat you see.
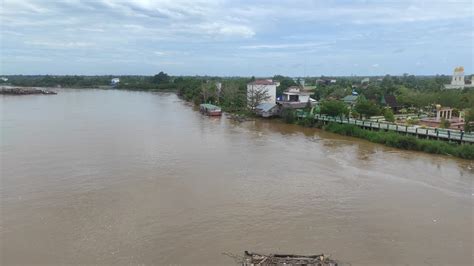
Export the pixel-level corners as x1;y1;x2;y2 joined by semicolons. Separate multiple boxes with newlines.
242;251;338;266
199;103;222;116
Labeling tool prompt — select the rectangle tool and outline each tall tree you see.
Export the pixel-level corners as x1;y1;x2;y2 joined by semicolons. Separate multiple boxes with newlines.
247;85;271;110
220;81;246;111
152;72;170;84
200;83;216;103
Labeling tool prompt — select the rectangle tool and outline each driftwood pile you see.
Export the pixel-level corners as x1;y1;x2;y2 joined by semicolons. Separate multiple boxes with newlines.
242;251;338;266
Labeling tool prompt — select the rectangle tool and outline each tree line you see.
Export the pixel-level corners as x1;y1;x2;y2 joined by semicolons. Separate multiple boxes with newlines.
2;72;473;130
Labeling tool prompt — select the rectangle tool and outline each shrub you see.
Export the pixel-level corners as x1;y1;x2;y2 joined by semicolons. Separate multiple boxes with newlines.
440;117;450;128
383;108;395;122
281;109;296;124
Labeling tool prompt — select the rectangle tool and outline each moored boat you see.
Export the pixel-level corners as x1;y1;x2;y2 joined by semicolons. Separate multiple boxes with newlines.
200;103;222;116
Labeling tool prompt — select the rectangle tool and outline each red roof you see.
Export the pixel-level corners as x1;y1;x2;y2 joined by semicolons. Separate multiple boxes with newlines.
248;79;276;85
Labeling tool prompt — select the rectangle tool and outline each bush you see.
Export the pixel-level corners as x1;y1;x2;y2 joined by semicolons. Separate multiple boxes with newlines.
320;100;349;117
457;144;474;159
440;117;450;128
297;116;315;127
383;108;395;122
281;109;296;124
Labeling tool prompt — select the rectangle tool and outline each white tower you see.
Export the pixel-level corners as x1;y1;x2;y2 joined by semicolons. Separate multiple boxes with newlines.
451;66;465;86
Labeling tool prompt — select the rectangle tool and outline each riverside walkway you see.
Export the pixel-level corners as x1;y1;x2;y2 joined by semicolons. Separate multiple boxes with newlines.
313;114;474;144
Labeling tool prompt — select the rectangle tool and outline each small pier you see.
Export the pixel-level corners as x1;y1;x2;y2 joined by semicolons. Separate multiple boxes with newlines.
313;114;474;144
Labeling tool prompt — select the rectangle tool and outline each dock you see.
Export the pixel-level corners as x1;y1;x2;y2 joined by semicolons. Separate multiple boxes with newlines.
312;114;474;144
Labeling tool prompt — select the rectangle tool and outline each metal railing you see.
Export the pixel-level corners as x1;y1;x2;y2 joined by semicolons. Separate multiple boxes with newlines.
313;114;474;143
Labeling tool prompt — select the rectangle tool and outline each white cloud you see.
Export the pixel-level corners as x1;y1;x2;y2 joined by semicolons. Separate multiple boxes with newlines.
1;0;472;75
240;42;332;50
24;40;95;49
199;23;255;38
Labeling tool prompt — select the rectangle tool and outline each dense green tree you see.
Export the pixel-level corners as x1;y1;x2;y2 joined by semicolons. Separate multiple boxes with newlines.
152;72;170;84
465;109;474;132
361;84;383;101
200;83;217;104
328;85;350;99
354;99;381;118
219;81;246;111
320;100;349;117
381;75;396;94
273;75;297;97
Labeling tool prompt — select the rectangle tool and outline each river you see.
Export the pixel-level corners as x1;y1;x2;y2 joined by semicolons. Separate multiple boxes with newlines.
1;89;473;265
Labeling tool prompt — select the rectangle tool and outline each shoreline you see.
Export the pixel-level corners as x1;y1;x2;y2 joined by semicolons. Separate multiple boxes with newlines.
319;122;473;160
0;87;57;95
5;85;472;159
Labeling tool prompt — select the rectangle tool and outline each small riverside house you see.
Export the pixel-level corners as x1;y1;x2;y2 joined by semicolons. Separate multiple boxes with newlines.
342;95;358;107
282;86;312;102
278;86;317;109
255;102;279;118
381;94;401;112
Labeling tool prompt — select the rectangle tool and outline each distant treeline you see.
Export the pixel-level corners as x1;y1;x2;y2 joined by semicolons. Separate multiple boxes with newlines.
2;72;473;110
2;75;115;87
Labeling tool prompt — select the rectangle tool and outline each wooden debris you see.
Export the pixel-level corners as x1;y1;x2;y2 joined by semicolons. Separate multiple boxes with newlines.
242;251;338;266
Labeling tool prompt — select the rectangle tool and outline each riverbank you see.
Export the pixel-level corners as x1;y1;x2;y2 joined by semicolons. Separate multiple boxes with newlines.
172;93;474;159
4;85;472;159
322;122;474;160
1;87;57;95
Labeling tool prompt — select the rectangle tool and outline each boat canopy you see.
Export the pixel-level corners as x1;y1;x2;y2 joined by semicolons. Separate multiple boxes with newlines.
200;103;221;110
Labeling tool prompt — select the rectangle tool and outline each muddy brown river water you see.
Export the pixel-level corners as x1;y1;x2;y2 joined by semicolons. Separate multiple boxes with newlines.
1;89;473;265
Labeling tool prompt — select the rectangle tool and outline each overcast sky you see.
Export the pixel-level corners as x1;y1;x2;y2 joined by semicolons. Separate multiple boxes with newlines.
1;0;473;76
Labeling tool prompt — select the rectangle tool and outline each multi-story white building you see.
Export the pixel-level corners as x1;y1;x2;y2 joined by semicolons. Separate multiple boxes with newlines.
247;79;277;107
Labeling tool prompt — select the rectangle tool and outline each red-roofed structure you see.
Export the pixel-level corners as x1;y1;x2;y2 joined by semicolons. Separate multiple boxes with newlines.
248;79;277;85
